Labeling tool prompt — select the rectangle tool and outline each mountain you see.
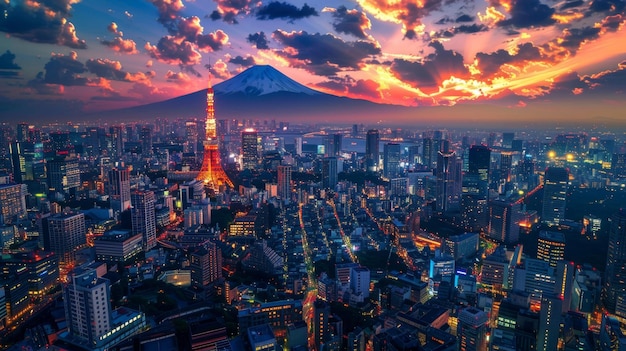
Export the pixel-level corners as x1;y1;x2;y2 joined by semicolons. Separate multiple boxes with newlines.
95;65;414;123
215;65;320;96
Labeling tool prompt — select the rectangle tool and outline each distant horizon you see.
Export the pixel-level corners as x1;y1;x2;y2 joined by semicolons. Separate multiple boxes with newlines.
1;0;625;125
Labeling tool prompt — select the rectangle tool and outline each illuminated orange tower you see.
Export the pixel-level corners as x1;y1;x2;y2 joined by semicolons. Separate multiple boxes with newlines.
196;80;233;190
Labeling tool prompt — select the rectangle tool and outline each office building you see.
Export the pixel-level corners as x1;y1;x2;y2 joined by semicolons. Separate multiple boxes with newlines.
247;324;278;351
457;307;488;351
365;129;379;172
603;209;626;316
1;250;59;298
94;229;143;263
108;125;123;157
0;183;27;224
461;145;490;231
537;293;562;351
537;231;566;268
1;266;29;321
350;266;370;299
313;299;331;351
238;300;303;332
62;266;146;350
488;199;523;244
542;167;569;226
383;143;401;178
242;128;259;170
140;126;152;156
184;121;199;154
322;157;338;189
131;190;157;251
435;151;461;213
46;156;80;199
108;167;131;214
189;242;222;287
277;164;292;201
42;212;86;269
443;232;479;261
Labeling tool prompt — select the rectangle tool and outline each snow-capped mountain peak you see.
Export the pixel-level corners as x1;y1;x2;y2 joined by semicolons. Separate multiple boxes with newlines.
214;65;321;96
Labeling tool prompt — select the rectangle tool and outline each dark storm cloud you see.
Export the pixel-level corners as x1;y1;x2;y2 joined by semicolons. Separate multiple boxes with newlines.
498;0;556;28
272;30;380;76
476;42;543;78
256;2;318;20
0;0;86;48
85;59;128;81
390;41;469;91
589;0;626;13
247;32;270;49
559;26;601;49
212;0;259;24
149;0;184;33
430;23;488;39
0;50;21;70
229;55;256;67
560;0;585;10
42;52;88;86
601;14;625;30
456;14;475;22
330;6;371;39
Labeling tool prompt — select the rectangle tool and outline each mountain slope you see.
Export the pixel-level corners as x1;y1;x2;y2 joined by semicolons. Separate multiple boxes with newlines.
94;65;413;123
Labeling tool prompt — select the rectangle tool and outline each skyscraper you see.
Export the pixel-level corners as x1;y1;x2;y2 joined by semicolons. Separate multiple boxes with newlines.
277;164;292;202
542;167;569;226
603;209;626;316
108;125;123;157
457;307;488;351
537;293;562;351
322;157;338;189
108;167;131;214
196;80;233;190
488;199;523;244
140;126;152;157
436;151;461;213
242;128;259;170
46;156;80;199
313;299;331;351
184;121;199;154
42;212;86;269
131;190;157;251
0;183;27;225
461;145;491;231
383;143;401;178
365;129;379;172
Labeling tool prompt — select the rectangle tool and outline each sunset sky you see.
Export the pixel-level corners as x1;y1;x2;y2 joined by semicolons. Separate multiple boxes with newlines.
0;0;625;123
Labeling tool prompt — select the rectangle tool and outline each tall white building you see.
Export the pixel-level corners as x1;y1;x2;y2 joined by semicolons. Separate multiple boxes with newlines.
108;167;131;215
350;266;370;299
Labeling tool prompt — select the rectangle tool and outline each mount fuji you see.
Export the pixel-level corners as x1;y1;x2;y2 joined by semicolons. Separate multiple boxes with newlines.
98;65;414;123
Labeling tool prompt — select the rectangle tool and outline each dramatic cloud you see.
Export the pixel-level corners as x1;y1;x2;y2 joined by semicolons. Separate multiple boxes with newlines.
356;0;449;38
432;23;489;39
165;70;192;85
101;37;139;54
558;26;601;49
0;50;21;70
475;42;544;78
145;36;203;65
86;59;128;81
42;52;88;86
107;22;122;36
256;2;318;20
272;30;381;75
390;41;469;92
149;0;185;32
229;55;256;66
211;0;259;24
325;6;373;39
0;0;87;48
316;75;382;99
497;0;556;28
197;30;229;52
456;14;475;22
247;32;270;49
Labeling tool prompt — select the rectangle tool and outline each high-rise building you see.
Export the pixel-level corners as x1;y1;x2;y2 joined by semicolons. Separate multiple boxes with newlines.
457;307;488;351
46;156;80;199
42;212;86;269
184;121;199;154
9;141;25;184
537;231;566;267
140;126;152;157
0;266;29;322
0;183;27;224
461;145;491;231
108;167;131;214
16;123;30;143
383;143;401;178
48;131;72;156
0;251;59;298
331;133;343;157
365;129;379;172
277;164;292;202
611;153;626;179
108;125;123;157
542;167;569;226
242;128;259;170
502;132;515;149
436;151;461;213
196;80;233;190
537;293;562;351
313;299;331;351
488;199;523;244
350;266;370;298
322;157;338;189
131;190;157;251
189;242;222;287
603;209;626;316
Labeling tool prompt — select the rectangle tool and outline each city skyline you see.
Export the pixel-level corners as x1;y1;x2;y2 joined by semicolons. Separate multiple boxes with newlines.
0;0;625;125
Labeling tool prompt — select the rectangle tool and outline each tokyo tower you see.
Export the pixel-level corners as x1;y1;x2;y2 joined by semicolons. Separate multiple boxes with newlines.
196;80;233;190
